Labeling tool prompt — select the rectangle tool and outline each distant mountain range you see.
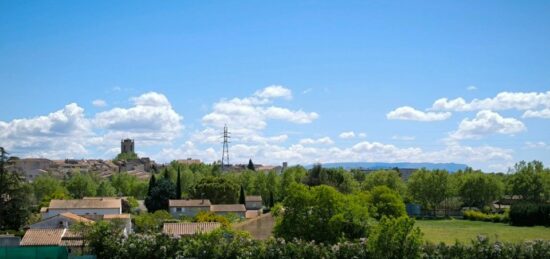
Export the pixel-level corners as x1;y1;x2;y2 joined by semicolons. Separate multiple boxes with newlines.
308;162;469;173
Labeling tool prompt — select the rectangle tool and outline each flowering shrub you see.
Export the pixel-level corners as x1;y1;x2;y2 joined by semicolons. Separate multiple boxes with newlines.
80;222;550;259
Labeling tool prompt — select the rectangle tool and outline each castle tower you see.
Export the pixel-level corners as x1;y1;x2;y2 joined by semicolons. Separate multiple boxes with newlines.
121;139;134;154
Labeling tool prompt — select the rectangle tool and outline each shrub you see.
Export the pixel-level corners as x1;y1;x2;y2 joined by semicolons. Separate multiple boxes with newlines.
194;211;230;227
368;216;423;259
463;210;509;223
509;201;550;226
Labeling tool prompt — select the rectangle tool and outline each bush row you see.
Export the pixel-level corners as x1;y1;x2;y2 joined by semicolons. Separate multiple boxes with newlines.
83;219;550;259
462;210;509;223
92;232;550;259
509;202;550;226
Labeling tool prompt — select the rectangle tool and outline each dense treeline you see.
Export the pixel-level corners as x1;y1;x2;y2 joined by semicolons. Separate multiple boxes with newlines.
2;143;550;232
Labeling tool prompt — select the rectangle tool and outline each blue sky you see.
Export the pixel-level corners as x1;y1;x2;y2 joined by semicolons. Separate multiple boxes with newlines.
1;1;549;171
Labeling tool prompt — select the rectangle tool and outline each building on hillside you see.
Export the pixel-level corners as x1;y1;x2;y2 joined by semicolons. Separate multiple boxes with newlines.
244;196;263;210
177;158;201;165
41;199;122;219
168;199;211;218
210;204;246;218
12;158;53;181
162;222;221;238
121;139;135;154
29;212;92;229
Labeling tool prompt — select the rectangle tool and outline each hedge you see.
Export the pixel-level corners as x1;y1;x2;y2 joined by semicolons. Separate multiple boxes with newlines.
509;201;550;226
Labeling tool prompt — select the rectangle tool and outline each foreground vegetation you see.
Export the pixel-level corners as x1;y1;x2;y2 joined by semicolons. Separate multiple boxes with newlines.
76;219;550;259
416;219;550;244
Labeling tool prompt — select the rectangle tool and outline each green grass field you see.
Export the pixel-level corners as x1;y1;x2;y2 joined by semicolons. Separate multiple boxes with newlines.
415;219;550;244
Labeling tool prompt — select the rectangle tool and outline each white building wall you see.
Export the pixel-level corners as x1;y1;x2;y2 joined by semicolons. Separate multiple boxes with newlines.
45;208;121;219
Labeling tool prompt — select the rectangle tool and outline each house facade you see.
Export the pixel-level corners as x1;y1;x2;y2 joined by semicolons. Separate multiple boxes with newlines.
210;204;246;218
169;199;211;218
245;196;263;210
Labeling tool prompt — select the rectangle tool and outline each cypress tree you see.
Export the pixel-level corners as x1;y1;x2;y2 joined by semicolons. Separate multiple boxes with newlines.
176;167;182;199
269;190;274;208
239;185;246;204
164;168;170;180
247;159;256;171
147;174;156;196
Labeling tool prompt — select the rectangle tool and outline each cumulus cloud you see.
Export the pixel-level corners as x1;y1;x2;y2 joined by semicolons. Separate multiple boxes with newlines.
94;92;183;143
524;141;549;149
0;103;92;158
450;110;526;140
522;108;550;119
299;137;334;145
386;106;451;121
339;131;356;139
254;85;292;100
198;85;318;144
431;91;550;112
467;85;477;91
92;99;107;107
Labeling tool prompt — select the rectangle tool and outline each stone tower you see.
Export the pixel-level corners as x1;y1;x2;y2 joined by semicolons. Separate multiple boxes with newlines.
121;139;135;154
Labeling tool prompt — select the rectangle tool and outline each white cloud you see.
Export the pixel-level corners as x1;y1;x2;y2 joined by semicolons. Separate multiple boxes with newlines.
467;85;477;91
198;85;318;145
358;133;367;138
254;85;292;100
299;137;334;145
431;91;550;112
0;103;92;158
450;110;526;140
92;99;107;107
522;108;550;119
94;92;184;143
339;131;356;139
263;107;319;124
386;106;451;121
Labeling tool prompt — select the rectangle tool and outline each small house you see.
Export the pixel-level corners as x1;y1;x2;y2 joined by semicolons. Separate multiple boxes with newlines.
168;199;211;218
210;204;246;219
245;196;263;210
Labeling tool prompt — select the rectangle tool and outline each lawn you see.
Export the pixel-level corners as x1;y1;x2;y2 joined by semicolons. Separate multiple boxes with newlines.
415;219;550;244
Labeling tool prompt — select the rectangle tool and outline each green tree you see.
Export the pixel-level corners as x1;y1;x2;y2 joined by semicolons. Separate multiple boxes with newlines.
66;171;98;198
147;174;156;196
247;159;256;171
144;178;176;212
114;152;138;161
191;176;239;204
510;161;545;202
367;186;406;220
74;220;125;258
274;183;370;243
31;174;68;202
407;169;449;215
239;185;246;204
96;181;117;197
133;210;173;233
459;173;504;209
176;167;182;199
0;147;33;231
362;170;406;196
